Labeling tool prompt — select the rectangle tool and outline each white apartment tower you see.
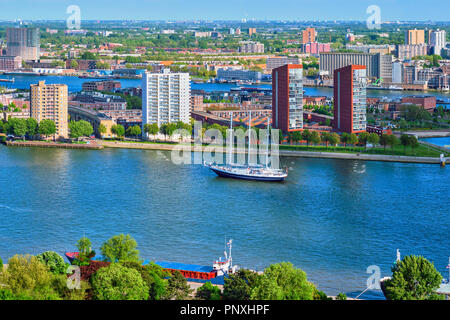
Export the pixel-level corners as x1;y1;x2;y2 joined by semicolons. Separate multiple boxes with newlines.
142;69;191;129
429;29;446;56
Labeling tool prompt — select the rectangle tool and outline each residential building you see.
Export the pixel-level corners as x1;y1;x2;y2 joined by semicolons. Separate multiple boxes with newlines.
65;59;97;71
333;65;367;134
302;28;316;44
216;68;262;82
401;96;436;112
30;81;68;139
319;52;391;80
248;28;256;36
396;44;428;60
405;29;425;45
272;64;304;132
69;92;127;111
345;44;393;54
429;29;447;56
81;80;121;92
266;56;300;71
301;42;331;55
6;27;40;61
392;61;403;83
0;56;22;71
142;69;190;130
190;95;204;112
239;41;264;54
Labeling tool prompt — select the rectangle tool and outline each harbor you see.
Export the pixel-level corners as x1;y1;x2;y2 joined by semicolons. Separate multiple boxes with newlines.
0;145;449;299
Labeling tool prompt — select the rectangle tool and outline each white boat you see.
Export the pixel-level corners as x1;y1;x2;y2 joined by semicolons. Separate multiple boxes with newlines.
204;112;288;182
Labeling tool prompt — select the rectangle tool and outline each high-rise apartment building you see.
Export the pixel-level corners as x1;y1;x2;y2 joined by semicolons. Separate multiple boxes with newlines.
6;27;40;61
405;29;425;45
429;29;447;56
248;28;256;36
142;70;190;130
302;28;316;44
30;81;68;139
333;65;367;134
272;64;303;132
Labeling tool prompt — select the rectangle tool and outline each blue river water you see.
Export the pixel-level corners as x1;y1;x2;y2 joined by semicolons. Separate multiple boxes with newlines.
0;145;449;300
422;137;450;149
1;74;450;103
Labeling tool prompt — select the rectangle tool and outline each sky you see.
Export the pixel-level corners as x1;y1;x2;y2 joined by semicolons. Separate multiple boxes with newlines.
0;0;449;21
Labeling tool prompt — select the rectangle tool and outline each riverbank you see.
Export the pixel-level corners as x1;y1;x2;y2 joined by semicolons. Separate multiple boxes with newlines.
98;140;447;164
398;129;450;138
5;140;103;150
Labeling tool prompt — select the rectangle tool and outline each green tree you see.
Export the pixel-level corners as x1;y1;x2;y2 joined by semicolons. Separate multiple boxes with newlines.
26;118;39;137
340;132;350;147
38;119;56;138
400;134;411;152
223;269;262;300
74;237;96;266
111;124;125;139
348;133;358;146
119;261;169;300
310;131;321;145
196;281;221;300
0;254;58;299
385;255;443;300
36;251;69;275
144;123;159;139
98;123;107;137
336;292;347;300
91;264;149;300
250;262;316;300
100;234;141;263
409;135;419;151
125;125;142;138
301;129;313;146
10;118;27;139
164;270;193;300
358;132;369;148
367;133;380;146
328;133;340;146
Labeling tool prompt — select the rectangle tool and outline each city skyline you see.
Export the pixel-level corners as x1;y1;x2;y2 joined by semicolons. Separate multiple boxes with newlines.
0;0;449;21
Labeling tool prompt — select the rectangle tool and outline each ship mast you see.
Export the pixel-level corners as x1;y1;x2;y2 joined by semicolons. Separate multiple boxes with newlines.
266;117;270;168
248;111;252;166
228;112;233;165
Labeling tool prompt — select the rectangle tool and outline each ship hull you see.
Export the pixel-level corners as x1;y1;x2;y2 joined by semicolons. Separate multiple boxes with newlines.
210;167;286;182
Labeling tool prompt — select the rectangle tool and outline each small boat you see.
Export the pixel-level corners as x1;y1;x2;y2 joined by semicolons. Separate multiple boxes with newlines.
0;78;14;83
204;112;288;182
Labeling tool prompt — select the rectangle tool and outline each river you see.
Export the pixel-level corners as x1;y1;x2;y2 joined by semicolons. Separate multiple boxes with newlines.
0;145;449;299
1;74;450;102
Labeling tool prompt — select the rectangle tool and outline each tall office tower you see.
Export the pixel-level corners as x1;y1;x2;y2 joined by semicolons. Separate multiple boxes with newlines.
272;64;303;132
333;65;367;134
405;29;425;45
142;69;190;130
302;27;316;44
30;81;68;139
429;29;447;56
6;27;40;61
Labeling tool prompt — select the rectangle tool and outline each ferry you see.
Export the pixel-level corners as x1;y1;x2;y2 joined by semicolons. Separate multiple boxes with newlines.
65;239;238;284
204;112;288;182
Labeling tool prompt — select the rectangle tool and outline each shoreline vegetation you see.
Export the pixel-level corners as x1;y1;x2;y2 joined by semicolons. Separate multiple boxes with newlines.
0;234;445;301
1;138;448;164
